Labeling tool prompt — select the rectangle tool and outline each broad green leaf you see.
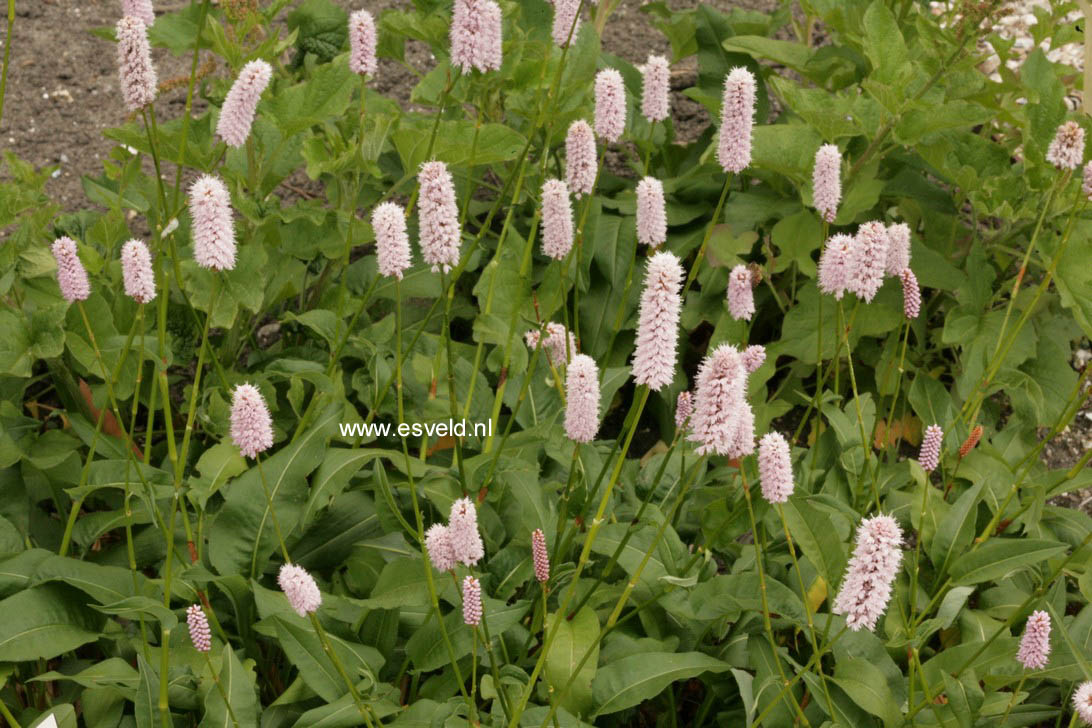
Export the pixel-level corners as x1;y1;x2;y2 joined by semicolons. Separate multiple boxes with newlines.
782;497;847;590
832;656;901;727
199;643;259;728
929;483;983;578
950;539;1068;585
271;616;384;703
591;651;730;717
134;655;158;728
545;606;600;717
0;584;105;662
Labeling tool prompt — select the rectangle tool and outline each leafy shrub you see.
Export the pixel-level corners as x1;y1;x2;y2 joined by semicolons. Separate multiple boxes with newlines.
1;0;1091;726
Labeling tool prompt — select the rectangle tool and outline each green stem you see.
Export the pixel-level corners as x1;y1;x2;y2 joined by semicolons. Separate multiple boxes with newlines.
0;0;14;130
255;454;291;570
681;175;732;297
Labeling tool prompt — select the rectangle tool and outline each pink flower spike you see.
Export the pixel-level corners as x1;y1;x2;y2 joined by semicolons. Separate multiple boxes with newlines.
1074;682;1092;724
541;179;574;260
230;383;274;459
847;221;888;303
525;322;576;368
121;239;156;304
565;354;601;443
450;0;503;74
833;514;903;632
551;0;581;48
418;161;461;273
717;67;755;174
742;345;766;374
462;575;483;626
812;144;841;223
636;177;667;248
885;222;911;277
818;234;852;300
688;344;751;457
1084;161;1092;200
641;54;670;123
278;563;322;617
217;60;272;148
449;497;485;567
189;175;237;271
51;237;91;303
675;390;692;430
631;252;684;391
116;16;157;112
373;201;412;280
565;120;597;199
1017;610;1052;670
425;523;457;572
594;68;626;143
1046;120;1085;171
727;265;755;321
757;432;793;504
901;268;921;320
348;10;378;76
531;528;550;583
919;424;943;473
122;0;156;27
186;604;211;652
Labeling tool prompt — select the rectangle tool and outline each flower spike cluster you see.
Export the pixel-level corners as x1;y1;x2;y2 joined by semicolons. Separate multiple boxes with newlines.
425;523;457;572
742;345;766;374
641;54;670;123
636;177;667;248
847;221;888;303
757;432;793;504
551;0;581;48
818;234;852;300
900;268;921;319
833;514;903;632
1074;682;1092;724
278;563;322;617
52;237;91;303
230;383;274;459
418;161;461;273
541;179;574;260
217;60;272;148
531;529;550;583
123;0;156;27
689;344;754;457
348;10;378;76
631;252;684;391
525;322;577;368
675;391;692;430
450;0;503;74
449;497;485;566
717;67;755;173
565;354;601;443
373;202;412;280
885;223;911;277
462;575;482;626
121;239;156;304
1016;610;1051;670
812;144;841;223
595;69;626;143
565;120;597;199
1046;120;1085;170
727;265;755;321
919;424;943;472
186;604;211;652
189;175;237;271
116;16;157;112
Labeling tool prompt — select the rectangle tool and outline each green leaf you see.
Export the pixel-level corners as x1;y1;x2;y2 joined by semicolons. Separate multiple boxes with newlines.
198;643;259;728
950;539;1068;585
591;651;730;717
929;483;982;578
770;208;822;277
271;616;384;703
33;554;148;605
832;656;901;727
0;584;105;661
134;655;158;728
545;606;600;716
270;59;356;136
861;1;908;87
782;497;847;590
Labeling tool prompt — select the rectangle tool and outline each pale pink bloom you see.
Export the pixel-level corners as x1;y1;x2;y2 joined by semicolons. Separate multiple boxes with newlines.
812;144;841;223
531;528;549;583
636;177;667;248
1074;682;1092;724
525;322;577;368
230;383;274;459
742;345;766;373
51;237;91;303
901;268;921;320
675;390;692;430
551;0;581;48
833;514;903;632
116;16;157;112
462;575;483;626
688;344;751;457
348;10;377;76
919;424;943;472
885;222;911;277
727;265;755;321
186;604;211;652
541;179;574;260
847;221;888;303
565;353;600;443
594;69;626;143
631;252;683;391
757;432;793;504
565;120;597;199
449;497;485;567
1084;161;1092;200
372;202;412;280
122;0;155;27
418;161;461;273
217;60;272;148
818;234;852;300
450;0;503;74
120;239;156;304
278;563;322;617
189;175;237;271
1017;610;1051;670
1046;120;1085;170
640;54;670;123
425;523;457;572
717;67;755;174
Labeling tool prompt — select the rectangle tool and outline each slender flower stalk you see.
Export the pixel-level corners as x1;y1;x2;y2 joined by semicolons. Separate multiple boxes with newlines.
186;604;211;652
450;0;503;74
122;0;156;27
564;353;600;442
216;60;272;148
594;68;626;143
449;497;485;567
278;563;322;617
717;67;755;173
425;523;457;572
189;175;237;271
919;424;943;472
630;252;683;390
116;16;157;112
818;233;852;300
565;119;597;199
727;264;755;321
230;384;274;459
531;529;550;583
462;575;483;626
52;237;91;303
1046;120;1085;170
757;432;793;504
373;201;412;279
640;54;670;123
418;161;461;272
1016;610;1051;669
847;221;889;303
901;268;921;319
812;144;841;223
635;176;667;248
348;9;378;76
121;239;156;304
541;179;574;260
833;514;903;632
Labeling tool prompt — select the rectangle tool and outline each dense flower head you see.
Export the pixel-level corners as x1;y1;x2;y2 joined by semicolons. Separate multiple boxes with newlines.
742;345;766;373
551;0;581;47
631;252;684;390
885;222;911;277
812;144;841;223
717;67;756;173
1084;161;1092;200
51;237;91;303
425;523;457;572
565;120;597;199
1016;610;1052;670
541;179;574;260
565;354;601;443
122;0;156;26
462;575;483;626
450;0;503;74
418;161;461;273
1074;682;1092;724
959;425;983;458
373;202;412;280
449;497;485;567
900;268;921;319
833;514;903;632
757;432;793;504
278;563;322;617
636;177;667;248
675;390;693;430
230;383;274;459
525;322;576;369
188;175;237;271
121;239;156;304
116;16;157;112
594;69;627;143
531;528;550;583
216;60;272;148
688;344;752;457
727;265;755;321
186;604;211;652
641;54;670;123
847;221;889;303
1046;120;1085;170
818;234;852;300
348;9;378;76
919;424;943;472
